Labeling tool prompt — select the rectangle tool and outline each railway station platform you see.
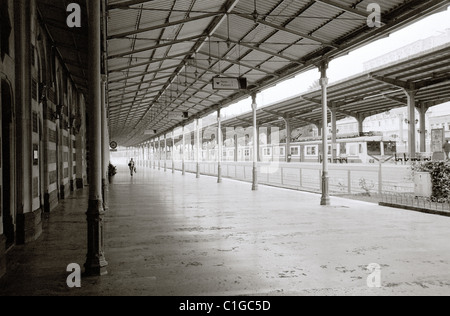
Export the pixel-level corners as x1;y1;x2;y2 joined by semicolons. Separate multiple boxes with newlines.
1;165;450;296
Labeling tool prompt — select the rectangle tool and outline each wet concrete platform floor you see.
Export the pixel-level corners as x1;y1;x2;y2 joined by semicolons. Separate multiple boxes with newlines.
1;165;450;296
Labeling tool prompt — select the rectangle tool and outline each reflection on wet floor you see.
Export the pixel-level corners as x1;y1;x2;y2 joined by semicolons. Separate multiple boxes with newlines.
1;165;450;296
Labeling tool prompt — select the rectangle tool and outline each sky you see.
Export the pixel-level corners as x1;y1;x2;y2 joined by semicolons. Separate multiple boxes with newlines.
222;5;450;118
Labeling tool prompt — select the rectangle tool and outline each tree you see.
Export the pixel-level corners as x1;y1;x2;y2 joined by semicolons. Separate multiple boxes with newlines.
307;80;321;92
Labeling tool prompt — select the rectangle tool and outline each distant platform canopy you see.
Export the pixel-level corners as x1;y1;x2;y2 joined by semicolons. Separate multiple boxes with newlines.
221;42;450;130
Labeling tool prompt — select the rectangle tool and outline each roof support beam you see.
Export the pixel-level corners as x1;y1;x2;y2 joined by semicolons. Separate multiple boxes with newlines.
369;73;450;92
291;116;321;127
127;0;242;141
213;35;303;65
314;0;375;20
108;0;153;10
382;94;407;106
108;75;172;92
415;73;450;89
109;95;158;107
236;14;340;49
422;97;450;108
108;52;190;73
108;65;179;84
235;117;253;126
108;13;220;39
261;109;287;118
368;74;411;90
109;90;158;101
300;96;357;117
108;35;204;59
196;51;274;75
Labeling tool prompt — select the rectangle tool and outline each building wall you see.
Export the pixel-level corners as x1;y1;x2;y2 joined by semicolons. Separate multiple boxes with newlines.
0;0;87;279
430;114;450;140
0;0;17;278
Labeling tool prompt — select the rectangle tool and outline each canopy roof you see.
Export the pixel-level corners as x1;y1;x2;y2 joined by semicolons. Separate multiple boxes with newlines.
221;42;450;130
37;0;450;146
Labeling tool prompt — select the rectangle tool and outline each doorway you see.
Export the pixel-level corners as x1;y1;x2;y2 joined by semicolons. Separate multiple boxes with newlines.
1;79;14;249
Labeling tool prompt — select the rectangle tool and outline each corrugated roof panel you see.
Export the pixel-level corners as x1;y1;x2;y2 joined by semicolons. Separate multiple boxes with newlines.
262;58;292;73
264;31;321;59
312;12;365;42
108;9;142;36
101;0;450;145
214;14;260;42
240;50;274;67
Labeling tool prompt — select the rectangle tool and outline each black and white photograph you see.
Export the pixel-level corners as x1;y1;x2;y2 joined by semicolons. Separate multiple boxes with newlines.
1;0;450;300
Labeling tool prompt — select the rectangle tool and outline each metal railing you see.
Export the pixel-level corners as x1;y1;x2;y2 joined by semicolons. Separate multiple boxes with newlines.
380;193;450;214
138;159;415;195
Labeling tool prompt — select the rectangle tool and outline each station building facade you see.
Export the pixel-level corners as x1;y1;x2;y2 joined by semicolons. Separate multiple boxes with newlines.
0;0;88;279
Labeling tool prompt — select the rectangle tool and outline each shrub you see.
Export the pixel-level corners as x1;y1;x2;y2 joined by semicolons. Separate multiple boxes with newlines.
108;163;117;177
359;178;375;196
412;161;450;203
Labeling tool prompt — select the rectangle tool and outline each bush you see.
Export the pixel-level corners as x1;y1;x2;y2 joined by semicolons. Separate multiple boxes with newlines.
412;161;450;203
359;178;375;196
108;163;117;177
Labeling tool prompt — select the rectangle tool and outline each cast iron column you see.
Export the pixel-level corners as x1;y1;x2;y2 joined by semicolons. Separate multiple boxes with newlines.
282;117;291;162
85;0;108;276
158;136;161;170
196;119;201;179
172;132;175;174
406;89;418;159
357;114;365;135
15;0;33;218
101;75;109;211
182;126;186;176
164;134;167;172
419;104;427;153
218;109;223;183
252;93;258;191
331;106;337;163
152;140;156;169
319;61;330;206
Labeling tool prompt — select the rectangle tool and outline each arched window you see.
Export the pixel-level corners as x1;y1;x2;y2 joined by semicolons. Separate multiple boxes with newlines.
0;0;12;60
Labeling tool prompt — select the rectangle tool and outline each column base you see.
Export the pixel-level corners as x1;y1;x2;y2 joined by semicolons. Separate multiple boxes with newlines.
252;166;258;191
0;234;6;279
84;255;108;276
76;178;85;190
320;197;331;206
102;179;109;212
84;257;108;277
16;208;43;245
44;190;59;213
218;164;222;183
60;183;71;200
321;174;330;206
84;199;108;276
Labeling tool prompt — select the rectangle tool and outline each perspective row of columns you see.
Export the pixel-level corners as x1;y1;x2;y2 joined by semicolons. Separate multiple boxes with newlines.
85;0;110;277
139;61;331;206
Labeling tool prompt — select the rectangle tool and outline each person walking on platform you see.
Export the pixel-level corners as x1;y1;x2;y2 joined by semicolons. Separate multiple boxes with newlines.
128;158;136;176
443;140;450;160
